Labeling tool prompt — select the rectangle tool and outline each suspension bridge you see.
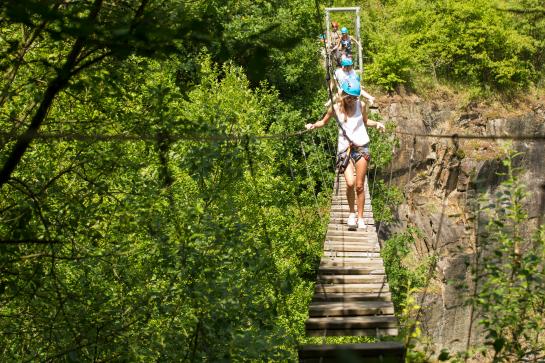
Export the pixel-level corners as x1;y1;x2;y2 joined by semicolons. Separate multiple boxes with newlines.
297;177;405;362
295;6;405;361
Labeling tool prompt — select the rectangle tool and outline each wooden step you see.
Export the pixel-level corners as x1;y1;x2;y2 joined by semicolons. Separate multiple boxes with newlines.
323;246;380;254
328;223;376;231
324;237;379;246
331;211;373;218
320;258;384;268
329;217;375;225
319;267;386;275
331;199;371;205
326;229;376;237
307;328;399;337
330;212;374;219
323;251;380;257
315;283;390;294
309;301;395;317
306;316;398;334
330;205;373;212
318;274;387;284
324;239;378;246
298;342;405;363
323;246;379;252
333;191;371;199
312;292;392;302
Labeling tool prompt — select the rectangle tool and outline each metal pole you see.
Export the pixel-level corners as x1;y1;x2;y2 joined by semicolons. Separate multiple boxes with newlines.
325;10;330;42
356;7;363;75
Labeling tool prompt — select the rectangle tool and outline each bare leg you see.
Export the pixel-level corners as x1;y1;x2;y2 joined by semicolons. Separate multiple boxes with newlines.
354;156;368;219
344;160;356;213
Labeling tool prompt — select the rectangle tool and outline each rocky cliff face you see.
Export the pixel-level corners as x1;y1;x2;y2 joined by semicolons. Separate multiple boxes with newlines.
376;95;545;354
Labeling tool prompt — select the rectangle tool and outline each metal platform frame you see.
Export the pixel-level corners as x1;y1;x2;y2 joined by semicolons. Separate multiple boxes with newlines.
325;7;363;75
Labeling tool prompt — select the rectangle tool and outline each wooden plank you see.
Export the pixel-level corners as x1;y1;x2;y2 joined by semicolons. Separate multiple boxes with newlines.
331;192;371;197
331;193;371;199
318;267;386;275
320;258;384;268
315;283;390;294
324;240;379;247
323;248;380;254
330;212;374;218
330;199;371;205
324;241;378;247
309;301;395;317
325;233;378;241
312;292;391;302
326;228;376;235
328;223;375;231
323;251;380;257
317;274;387;284
298;342;405;362
324;239;377;244
306;316;398;330
331;211;373;218
321;257;384;262
323;248;380;255
323;242;379;249
299;358;401;363
320;262;385;270
329;217;375;225
330;205;373;211
306;327;399;337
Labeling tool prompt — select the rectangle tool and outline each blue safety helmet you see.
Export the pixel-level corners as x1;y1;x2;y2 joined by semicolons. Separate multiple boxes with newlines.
341;58;353;67
341;78;361;96
341;27;348;34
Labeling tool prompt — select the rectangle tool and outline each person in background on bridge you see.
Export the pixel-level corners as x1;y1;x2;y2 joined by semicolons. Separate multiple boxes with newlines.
334;57;359;89
340;27;352;58
339;27;362;60
330;57;375;106
328;21;342;67
305;79;385;230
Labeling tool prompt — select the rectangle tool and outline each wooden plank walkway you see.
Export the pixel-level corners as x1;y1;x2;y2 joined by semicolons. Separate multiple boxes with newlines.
299;177;405;362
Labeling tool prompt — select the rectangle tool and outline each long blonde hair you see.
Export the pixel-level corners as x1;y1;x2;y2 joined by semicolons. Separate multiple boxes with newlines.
337;91;354;122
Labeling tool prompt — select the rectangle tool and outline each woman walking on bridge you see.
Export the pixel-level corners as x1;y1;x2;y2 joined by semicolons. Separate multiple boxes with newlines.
305;79;385;230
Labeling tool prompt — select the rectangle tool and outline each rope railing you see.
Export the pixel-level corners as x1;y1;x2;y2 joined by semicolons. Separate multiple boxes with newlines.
2;128;544;145
0;129;311;144
395;130;545;141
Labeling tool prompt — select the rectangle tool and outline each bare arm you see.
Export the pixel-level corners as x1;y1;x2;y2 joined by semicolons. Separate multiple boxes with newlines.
305;106;335;130
350;36;362;49
330;36;341;51
361;101;385;131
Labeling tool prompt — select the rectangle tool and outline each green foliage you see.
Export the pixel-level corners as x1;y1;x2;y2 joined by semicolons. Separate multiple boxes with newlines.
368;117;403;222
381;227;429;311
381;227;435;362
361;0;541;93
0;52;332;361
0;2;334;355
364;42;416;92
469;150;545;361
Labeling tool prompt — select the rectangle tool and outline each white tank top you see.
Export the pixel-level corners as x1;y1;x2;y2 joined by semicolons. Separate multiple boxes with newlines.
335;101;370;152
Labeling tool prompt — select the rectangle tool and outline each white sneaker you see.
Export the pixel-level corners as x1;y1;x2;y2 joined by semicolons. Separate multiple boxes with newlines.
346;213;357;228
357;218;367;230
